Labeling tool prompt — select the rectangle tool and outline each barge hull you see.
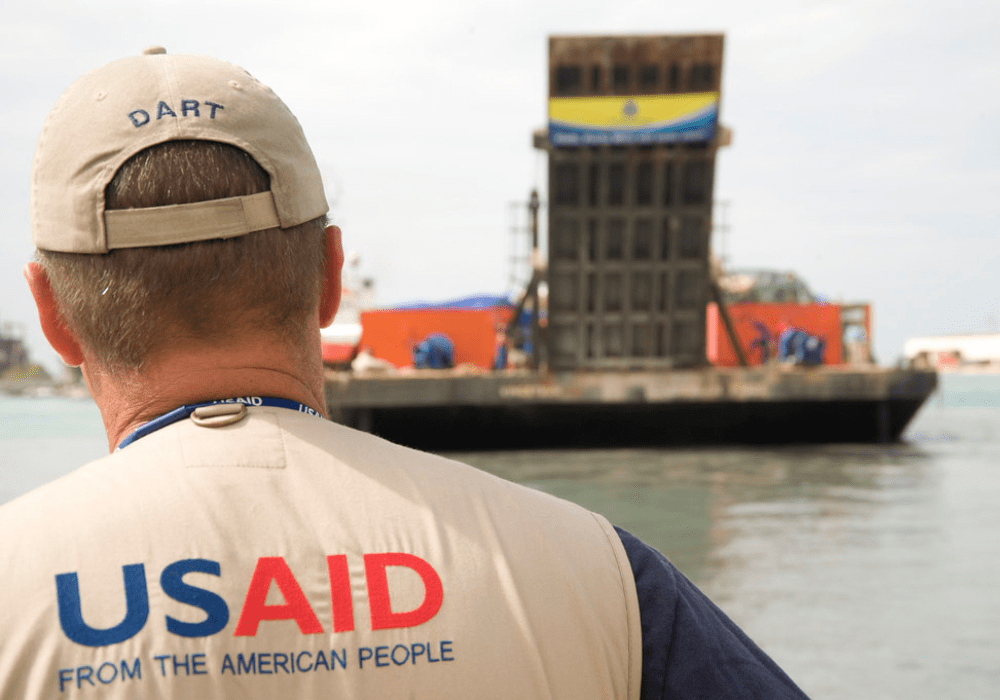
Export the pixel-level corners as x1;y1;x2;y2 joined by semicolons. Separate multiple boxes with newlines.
338;398;925;451
324;366;937;451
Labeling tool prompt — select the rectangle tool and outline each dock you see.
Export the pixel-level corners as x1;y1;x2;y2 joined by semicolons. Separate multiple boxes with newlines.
324;365;937;450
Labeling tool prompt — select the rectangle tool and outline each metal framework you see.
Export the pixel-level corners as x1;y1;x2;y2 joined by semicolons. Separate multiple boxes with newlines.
545;34;725;370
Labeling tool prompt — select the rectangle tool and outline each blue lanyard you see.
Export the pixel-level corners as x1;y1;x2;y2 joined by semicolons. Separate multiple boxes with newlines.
116;396;322;451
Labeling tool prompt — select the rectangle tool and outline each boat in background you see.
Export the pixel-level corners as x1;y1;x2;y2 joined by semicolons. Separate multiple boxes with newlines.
319;254;373;368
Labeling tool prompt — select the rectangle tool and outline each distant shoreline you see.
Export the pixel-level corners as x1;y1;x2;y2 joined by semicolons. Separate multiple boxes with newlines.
936;365;1000;375
0;378;90;399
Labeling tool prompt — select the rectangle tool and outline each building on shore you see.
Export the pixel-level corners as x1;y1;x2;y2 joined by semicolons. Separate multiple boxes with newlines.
905;333;1000;372
0;322;30;375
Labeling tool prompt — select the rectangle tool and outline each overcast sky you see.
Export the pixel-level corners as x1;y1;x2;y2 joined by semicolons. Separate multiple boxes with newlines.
2;0;998;371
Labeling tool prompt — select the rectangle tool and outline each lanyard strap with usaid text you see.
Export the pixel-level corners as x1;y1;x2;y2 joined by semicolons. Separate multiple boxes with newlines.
116;396;322;451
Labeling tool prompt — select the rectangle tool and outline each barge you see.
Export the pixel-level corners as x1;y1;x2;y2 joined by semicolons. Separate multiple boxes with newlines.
324;365;936;451
323;34;938;449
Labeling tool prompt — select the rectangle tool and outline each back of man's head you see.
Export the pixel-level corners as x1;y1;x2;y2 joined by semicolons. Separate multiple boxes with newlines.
30;48;330;372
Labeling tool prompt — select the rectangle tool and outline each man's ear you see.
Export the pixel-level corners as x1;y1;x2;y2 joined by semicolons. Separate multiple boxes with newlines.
319;225;345;328
24;262;85;367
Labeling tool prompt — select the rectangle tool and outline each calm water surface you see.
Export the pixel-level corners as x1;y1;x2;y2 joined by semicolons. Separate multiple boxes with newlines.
1;373;998;699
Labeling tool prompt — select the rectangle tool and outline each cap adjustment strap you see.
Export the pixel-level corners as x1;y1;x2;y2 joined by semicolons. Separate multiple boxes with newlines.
103;191;281;249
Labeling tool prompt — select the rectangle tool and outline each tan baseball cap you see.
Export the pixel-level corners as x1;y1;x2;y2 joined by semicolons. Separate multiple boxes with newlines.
30;47;328;253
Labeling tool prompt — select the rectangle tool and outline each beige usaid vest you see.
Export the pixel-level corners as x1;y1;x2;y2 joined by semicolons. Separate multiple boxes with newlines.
0;407;642;699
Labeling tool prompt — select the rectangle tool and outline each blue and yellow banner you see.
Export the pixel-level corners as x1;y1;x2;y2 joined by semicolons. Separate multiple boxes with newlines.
548;93;719;147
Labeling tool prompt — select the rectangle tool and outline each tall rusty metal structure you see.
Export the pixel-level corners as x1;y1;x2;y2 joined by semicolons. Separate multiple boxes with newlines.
544;34;725;370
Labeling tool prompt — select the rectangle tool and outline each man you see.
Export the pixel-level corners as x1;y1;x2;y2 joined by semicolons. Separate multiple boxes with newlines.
1;48;810;699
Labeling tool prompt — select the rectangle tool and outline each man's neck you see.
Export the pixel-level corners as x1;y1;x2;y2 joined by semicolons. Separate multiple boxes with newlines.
85;335;326;451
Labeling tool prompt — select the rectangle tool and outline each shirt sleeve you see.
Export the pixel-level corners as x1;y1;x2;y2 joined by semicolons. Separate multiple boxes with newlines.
614;526;811;700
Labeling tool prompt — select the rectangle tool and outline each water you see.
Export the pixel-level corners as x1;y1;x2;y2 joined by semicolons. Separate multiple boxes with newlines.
2;375;999;699
0;395;107;503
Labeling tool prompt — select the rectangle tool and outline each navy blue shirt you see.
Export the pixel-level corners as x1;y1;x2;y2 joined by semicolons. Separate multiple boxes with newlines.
615;528;811;699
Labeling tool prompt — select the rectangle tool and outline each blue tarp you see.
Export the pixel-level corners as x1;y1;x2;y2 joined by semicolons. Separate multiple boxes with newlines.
391;294;512;311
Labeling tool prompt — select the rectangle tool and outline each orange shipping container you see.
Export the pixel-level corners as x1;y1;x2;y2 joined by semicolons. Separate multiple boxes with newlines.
706;302;844;366
359;307;514;369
